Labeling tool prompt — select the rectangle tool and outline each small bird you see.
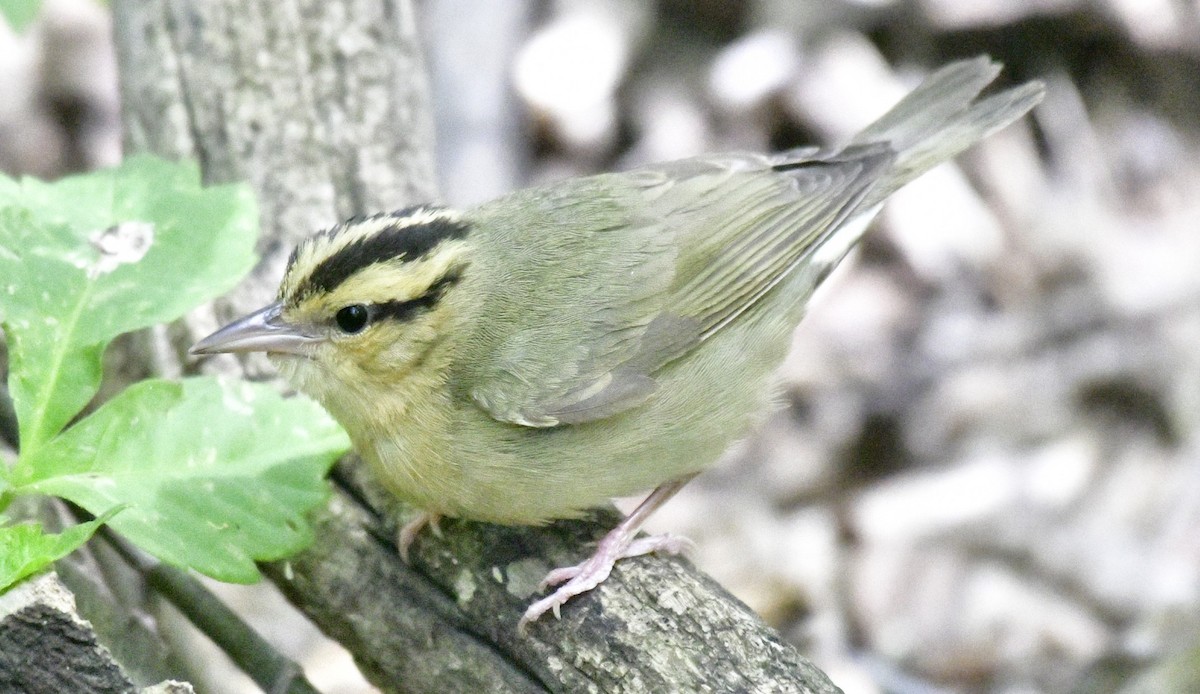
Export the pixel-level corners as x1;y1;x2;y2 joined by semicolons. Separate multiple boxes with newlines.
192;57;1042;629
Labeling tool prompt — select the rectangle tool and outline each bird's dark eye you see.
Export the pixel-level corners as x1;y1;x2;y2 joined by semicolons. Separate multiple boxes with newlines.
335;304;370;334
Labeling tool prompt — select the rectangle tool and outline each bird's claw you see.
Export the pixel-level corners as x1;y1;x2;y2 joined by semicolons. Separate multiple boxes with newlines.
517;532;693;633
397;511;442;562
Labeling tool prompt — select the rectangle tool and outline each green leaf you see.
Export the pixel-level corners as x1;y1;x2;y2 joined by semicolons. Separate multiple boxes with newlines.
0;0;40;32
16;377;349;583
0;155;257;456
0;506;123;592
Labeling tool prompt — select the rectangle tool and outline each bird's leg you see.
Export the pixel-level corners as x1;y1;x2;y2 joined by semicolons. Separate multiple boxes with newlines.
397;510;443;562
518;473;698;631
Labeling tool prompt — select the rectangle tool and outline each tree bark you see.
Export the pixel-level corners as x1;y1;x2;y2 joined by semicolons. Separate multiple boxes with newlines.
0;573;195;694
110;1;842;692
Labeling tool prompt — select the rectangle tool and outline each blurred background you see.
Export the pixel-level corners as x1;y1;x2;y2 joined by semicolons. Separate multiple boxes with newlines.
4;0;1200;692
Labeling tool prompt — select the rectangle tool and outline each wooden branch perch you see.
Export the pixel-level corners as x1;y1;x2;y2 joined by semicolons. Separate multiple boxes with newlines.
0;573;195;694
111;1;841;691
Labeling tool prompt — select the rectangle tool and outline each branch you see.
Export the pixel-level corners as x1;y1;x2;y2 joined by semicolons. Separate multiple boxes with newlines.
261;460;839;692
111;1;841;692
97;527;321;694
0;572;194;694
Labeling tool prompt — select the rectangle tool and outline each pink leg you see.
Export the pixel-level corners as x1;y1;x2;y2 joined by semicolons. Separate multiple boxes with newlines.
397;510;443;562
518;474;697;632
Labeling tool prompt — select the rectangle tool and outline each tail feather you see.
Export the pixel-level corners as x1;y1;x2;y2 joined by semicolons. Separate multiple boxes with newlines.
852;56;1003;149
851;57;1044;207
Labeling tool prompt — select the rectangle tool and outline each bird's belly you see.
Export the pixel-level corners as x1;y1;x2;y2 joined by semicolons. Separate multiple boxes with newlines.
443;330;796;523
359;379;778;525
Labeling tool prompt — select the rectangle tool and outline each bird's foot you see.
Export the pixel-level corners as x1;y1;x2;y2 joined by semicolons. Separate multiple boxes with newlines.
517;530;693;632
397;510;443;562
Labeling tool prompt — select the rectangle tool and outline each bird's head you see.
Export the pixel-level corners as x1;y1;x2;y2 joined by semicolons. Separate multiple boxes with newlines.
190;205;473;417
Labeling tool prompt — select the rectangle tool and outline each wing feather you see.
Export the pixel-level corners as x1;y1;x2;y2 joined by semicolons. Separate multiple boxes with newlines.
458;147;890;427
455;57;1041;428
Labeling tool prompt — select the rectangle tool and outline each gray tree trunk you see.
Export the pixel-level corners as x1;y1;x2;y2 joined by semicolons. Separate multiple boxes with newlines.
109;1;842;692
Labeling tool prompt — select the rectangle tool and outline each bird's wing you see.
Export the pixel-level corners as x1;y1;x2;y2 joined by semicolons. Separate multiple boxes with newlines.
460;56;1042;428
459;147;891;427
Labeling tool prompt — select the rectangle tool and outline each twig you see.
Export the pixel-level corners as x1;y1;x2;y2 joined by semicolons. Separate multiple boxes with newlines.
97;525;322;694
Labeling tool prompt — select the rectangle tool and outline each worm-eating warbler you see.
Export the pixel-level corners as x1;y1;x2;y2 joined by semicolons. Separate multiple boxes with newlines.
192;57;1043;628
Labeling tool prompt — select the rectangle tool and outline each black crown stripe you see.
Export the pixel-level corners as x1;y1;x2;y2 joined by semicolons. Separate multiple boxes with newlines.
291;206;470;300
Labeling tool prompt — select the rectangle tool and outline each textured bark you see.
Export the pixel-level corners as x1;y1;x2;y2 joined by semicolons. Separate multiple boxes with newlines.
0;573;194;694
111;1;841;692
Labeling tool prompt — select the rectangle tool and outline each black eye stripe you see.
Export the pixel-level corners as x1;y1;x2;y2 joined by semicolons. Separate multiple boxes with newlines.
356;267;465;326
291;206;471;301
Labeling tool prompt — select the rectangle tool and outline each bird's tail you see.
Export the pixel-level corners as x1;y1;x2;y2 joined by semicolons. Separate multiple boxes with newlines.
852;56;1044;208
